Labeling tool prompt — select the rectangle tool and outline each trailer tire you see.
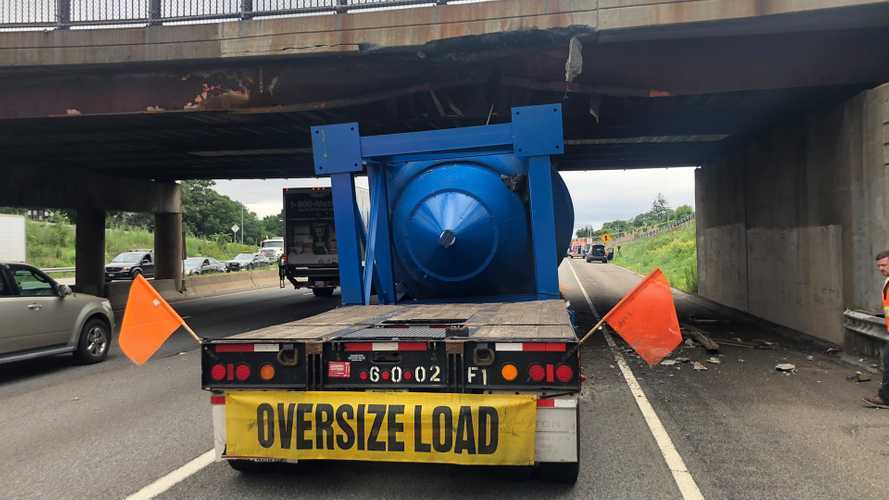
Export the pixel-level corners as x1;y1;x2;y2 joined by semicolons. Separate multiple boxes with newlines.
227;459;276;474
312;287;335;297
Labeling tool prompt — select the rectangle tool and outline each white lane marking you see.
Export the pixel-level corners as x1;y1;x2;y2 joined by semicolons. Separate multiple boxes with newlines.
124;449;215;500
567;260;704;500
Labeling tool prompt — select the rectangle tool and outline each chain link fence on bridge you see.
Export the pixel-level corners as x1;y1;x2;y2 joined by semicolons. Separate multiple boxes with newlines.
0;0;466;29
608;216;695;245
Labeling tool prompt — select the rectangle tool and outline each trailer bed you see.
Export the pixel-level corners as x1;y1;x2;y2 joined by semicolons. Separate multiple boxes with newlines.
228;299;574;342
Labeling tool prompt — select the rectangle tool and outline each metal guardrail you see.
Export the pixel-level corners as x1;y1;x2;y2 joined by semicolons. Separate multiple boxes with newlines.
41;266;76;274
0;0;454;29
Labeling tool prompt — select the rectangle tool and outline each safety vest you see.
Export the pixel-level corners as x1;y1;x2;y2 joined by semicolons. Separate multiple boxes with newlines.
884;278;889;331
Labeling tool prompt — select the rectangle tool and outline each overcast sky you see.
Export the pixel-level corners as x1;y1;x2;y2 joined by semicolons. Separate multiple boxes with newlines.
213;167;697;232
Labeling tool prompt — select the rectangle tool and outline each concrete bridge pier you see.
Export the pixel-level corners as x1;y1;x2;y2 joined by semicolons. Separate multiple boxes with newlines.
154;211;184;290
696;82;889;351
74;208;106;297
0;167;183;298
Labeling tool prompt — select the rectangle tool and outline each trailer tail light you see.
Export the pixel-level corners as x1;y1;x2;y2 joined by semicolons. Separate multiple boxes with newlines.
555;364;574;383
500;363;518;381
259;364;276;381
235;364;251;381
528;363;545;382
210;394;226;405
210;364;226;381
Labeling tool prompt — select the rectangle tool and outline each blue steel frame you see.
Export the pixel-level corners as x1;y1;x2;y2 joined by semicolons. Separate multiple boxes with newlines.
310;104;565;305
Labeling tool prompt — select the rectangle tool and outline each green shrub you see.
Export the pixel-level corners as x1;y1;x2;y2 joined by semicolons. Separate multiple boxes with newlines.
26;220;257;268
613;222;698;292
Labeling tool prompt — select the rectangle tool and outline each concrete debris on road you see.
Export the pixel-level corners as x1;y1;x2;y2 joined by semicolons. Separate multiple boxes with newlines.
683;326;720;353
755;340;777;349
847;371;872;383
684;338;696;348
775;363;796;372
660;359;678;366
825;347;841;355
806;355;814;361
707;357;721;364
675;357;690;363
692;361;708;371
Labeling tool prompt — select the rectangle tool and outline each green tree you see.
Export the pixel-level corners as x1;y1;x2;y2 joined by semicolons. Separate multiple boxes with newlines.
181;180;262;244
675;204;694;219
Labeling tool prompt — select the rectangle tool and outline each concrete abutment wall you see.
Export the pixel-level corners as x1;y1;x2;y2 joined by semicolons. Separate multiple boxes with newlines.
697;83;889;346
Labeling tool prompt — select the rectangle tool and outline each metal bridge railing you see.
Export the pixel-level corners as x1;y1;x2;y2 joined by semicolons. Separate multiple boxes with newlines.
0;0;454;30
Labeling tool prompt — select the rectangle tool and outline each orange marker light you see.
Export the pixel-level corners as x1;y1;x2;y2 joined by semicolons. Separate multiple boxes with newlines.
259;364;276;381
500;363;518;381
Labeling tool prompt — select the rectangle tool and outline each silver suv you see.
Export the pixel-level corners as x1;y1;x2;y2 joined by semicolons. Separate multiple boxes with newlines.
0;262;115;365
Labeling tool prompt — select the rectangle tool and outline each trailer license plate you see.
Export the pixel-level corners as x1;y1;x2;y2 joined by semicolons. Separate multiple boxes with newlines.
224;391;537;465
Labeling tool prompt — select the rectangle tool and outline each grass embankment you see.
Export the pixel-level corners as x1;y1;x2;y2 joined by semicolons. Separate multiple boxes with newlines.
613;222;698;293
26;220;256;269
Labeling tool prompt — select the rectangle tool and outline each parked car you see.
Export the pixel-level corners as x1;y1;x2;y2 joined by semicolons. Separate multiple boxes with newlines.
0;262;114;365
105;250;154;281
184;257;226;276
585;244;608;264
253;254;272;267
226;253;261;272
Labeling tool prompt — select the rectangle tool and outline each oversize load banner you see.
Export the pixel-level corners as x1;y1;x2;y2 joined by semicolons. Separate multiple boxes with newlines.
225;391;537;465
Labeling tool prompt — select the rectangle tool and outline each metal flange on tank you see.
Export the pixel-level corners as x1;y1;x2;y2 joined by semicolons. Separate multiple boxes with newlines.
310;104;573;305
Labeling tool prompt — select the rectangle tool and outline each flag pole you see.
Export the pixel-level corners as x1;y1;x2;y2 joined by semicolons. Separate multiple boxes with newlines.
563;316;607;361
181;322;202;343
577;316;607;346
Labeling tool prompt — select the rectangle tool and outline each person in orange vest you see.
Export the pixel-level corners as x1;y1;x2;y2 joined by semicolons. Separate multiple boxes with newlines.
863;250;889;408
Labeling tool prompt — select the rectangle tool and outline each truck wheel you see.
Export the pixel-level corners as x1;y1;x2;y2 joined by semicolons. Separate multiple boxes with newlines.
312;287;335;297
75;318;111;364
227;459;276;474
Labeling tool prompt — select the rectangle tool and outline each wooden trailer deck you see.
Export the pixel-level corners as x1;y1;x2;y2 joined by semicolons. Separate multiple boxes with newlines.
226;300;576;342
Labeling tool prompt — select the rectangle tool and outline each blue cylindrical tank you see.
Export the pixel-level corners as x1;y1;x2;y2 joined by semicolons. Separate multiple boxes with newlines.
387;155;574;299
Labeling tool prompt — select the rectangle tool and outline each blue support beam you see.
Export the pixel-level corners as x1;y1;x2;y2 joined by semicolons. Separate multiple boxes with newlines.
526;156;560;299
329;173;364;305
366;165;395;304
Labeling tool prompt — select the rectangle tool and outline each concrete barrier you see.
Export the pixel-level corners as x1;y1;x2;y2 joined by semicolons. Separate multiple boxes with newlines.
106;269;281;310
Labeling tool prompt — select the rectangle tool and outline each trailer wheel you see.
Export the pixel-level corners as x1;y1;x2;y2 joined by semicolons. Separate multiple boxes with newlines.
227;459;276;473
312;287;335;297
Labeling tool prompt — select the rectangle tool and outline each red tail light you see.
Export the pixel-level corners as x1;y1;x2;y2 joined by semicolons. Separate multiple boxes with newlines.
235;364;251;381
555;364;574;383
528;364;545;382
210;364;226;381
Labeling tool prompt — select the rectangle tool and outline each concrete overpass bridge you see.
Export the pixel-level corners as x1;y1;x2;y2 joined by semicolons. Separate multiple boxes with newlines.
1;0;888;352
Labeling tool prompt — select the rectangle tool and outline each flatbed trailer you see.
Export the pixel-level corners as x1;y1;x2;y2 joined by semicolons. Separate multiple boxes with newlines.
202;299;581;480
200;104;581;482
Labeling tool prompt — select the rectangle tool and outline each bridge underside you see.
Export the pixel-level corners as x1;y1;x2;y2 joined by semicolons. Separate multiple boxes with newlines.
2;23;887;179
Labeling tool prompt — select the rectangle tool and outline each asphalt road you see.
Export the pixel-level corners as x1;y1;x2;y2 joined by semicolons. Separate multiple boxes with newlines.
2;264;888;499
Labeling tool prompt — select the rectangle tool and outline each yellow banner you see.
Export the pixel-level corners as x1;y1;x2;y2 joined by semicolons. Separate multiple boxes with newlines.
225;391;537;465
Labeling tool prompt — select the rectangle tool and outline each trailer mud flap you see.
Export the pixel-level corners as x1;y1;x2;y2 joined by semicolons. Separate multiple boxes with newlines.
224;391;537;465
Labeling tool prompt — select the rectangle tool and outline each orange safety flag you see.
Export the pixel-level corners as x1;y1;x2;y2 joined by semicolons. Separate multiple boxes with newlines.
119;274;186;365
602;268;682;366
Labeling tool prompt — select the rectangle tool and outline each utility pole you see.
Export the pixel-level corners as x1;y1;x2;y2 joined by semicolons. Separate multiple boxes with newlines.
241;207;244;244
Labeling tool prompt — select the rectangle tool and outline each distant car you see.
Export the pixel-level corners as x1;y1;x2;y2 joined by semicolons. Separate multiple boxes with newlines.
184;257;226;276
226;253;261;272
585;244;608;264
105;250;154;281
0;262;114;365
253;254;271;266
